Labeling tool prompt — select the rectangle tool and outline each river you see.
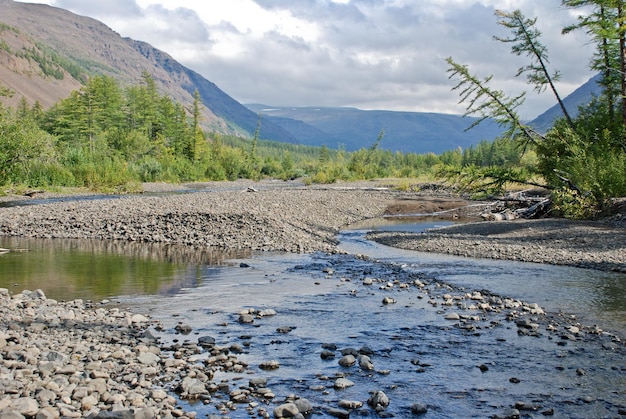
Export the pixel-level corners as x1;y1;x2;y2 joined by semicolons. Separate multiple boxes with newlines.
0;217;624;418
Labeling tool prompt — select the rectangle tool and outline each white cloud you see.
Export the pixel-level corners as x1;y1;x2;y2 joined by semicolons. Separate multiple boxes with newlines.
16;0;596;119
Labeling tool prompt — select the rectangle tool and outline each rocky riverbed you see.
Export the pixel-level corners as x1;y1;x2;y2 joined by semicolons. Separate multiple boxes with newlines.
0;183;395;254
1;181;625;418
2;254;624;418
0;288;191;418
1;180;623;271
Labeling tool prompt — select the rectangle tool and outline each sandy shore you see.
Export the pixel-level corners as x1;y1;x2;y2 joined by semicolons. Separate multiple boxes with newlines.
0;180;624;271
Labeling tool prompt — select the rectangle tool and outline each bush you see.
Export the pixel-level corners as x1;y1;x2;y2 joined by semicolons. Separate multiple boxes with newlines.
26;162;75;187
539;116;626;216
130;156;163;182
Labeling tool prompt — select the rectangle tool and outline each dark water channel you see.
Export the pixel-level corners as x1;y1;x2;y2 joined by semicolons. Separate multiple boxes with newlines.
0;218;625;418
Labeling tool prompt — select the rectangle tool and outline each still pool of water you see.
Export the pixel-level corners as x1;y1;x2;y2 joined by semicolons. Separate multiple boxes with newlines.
0;218;624;418
0;237;250;301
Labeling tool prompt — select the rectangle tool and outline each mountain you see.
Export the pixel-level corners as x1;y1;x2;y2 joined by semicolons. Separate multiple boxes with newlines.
0;0;294;141
531;74;601;132
246;105;505;154
8;0;599;155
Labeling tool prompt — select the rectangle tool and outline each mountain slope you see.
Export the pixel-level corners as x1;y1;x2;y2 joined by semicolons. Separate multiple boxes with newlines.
0;0;293;141
247;105;504;154
531;74;601;132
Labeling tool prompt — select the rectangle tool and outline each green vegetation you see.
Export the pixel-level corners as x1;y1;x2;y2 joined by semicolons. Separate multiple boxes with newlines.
445;3;626;217
1;1;625;221
0;71;471;191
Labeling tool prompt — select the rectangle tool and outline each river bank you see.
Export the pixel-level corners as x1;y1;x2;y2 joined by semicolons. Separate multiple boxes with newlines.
0;180;624;271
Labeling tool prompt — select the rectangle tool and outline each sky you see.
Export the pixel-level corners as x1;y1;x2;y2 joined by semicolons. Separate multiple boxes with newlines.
18;0;595;119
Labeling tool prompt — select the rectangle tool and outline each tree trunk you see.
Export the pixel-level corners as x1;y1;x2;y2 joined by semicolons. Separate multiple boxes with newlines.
619;3;626;126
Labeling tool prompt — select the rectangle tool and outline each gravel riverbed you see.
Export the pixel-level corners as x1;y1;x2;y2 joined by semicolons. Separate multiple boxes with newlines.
1;181;624;418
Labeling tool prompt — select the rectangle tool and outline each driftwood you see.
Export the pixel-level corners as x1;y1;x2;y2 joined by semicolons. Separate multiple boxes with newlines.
23;189;46;197
481;189;551;221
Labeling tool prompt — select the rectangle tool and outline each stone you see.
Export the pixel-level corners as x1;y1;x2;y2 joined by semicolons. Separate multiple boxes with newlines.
259;360;280;370
129;314;149;324
35;407;59;419
197;336;216;348
358;355;374;370
334;378;355;389
249;377;268;388
359;345;374;355
36;389;57;404
410;402;428;415
86;411;135;419
11;398;40;417
367;391;389;409
294;398;313;415
81;395;99;411
137;352;160;366
57;365;77;375
133;408;156;419
273;402;299;418
174;323;192;334
180;377;207;397
44;351;67;364
326;407;350;418
444;312;460;320
258;309;277;317
338;400;363;409
151;389;168;401
338;354;356;367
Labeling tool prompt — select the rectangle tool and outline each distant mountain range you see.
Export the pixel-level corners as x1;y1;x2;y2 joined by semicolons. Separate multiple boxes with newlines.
246;105;505;153
0;0;600;155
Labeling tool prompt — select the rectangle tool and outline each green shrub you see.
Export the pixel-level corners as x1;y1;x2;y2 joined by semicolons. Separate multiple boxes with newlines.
130;157;163;182
26;162;75;187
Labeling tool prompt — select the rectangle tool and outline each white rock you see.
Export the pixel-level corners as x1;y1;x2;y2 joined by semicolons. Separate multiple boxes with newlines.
334;378;355;389
137;352;160;366
445;312;461;320
12;397;40;416
130;314;150;324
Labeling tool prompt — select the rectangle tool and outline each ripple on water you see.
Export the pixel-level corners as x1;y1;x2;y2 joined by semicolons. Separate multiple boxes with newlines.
133;251;625;419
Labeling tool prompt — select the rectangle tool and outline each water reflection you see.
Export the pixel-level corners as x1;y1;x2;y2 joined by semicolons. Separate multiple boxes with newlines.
0;237;249;301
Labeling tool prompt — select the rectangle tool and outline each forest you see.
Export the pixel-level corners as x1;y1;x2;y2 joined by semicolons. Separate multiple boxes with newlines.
0;70;514;192
0;1;625;219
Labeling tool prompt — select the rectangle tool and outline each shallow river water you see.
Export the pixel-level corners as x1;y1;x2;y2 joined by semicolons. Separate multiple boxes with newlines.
0;218;624;418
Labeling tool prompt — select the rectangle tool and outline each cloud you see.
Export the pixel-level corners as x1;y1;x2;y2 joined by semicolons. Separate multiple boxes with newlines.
53;0;142;17
22;0;597;118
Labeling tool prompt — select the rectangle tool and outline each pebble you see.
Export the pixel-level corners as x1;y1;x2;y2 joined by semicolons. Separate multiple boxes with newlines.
0;188;390;254
410;402;428;415
334;378;355;389
444;312;460;320
367;391;389;409
338;355;356;367
0;289;198;417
